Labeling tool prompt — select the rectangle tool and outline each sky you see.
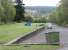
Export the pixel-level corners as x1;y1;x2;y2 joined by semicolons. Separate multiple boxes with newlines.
23;0;60;6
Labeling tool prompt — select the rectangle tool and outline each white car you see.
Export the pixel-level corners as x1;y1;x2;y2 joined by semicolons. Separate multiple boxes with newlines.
45;23;53;29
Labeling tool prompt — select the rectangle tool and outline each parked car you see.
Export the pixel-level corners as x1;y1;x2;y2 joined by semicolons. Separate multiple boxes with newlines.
45;23;53;29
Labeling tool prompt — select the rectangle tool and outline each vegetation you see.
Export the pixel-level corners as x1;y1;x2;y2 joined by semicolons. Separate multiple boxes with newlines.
0;23;41;44
0;0;55;24
0;45;58;50
0;0;25;24
0;0;61;50
25;8;47;23
25;6;55;15
48;0;68;26
46;32;59;44
33;17;46;23
14;0;25;22
0;0;16;24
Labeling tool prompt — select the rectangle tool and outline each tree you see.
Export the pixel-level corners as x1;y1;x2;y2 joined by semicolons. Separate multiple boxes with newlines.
0;3;4;24
48;0;68;25
14;0;25;22
55;6;64;25
60;0;68;24
48;11;57;23
0;0;16;23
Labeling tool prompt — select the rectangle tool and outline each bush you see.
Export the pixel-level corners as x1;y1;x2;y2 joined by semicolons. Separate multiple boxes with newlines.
46;32;59;44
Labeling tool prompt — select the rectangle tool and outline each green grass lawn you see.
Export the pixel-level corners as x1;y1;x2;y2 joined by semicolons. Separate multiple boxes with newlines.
0;23;42;44
0;45;59;50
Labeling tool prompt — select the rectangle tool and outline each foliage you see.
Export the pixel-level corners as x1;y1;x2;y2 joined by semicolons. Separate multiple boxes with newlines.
48;0;68;25
14;0;25;22
60;0;68;24
25;10;46;23
46;32;59;44
24;11;33;22
25;15;33;22
0;23;40;44
0;0;16;24
33;17;46;23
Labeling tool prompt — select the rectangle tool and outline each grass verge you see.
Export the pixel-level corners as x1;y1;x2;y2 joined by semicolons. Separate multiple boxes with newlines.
0;45;59;50
0;23;42;44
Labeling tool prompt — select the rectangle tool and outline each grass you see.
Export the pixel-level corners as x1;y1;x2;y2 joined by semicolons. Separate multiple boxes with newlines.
46;32;59;44
0;45;59;50
0;23;42;44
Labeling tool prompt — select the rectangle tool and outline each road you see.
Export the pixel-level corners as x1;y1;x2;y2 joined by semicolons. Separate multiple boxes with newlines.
52;25;68;47
52;25;68;50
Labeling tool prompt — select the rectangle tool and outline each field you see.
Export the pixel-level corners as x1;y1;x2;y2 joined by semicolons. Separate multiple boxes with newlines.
0;45;59;50
0;23;42;44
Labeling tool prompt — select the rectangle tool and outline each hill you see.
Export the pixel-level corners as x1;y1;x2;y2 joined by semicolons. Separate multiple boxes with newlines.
25;6;55;16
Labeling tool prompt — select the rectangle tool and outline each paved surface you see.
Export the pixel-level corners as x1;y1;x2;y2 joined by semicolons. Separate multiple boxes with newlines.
54;25;68;50
57;47;68;50
58;27;68;47
13;27;47;44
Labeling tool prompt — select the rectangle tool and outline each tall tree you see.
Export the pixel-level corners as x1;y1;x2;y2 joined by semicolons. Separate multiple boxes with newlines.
60;0;68;24
14;0;25;22
0;2;4;23
48;0;68;25
0;0;16;23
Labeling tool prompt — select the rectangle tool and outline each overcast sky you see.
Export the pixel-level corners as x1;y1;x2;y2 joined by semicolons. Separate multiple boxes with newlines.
23;0;60;6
